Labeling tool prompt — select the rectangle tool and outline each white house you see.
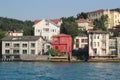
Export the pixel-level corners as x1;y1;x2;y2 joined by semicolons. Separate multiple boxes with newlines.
74;35;88;50
88;30;109;57
76;18;94;30
33;19;62;42
1;36;45;60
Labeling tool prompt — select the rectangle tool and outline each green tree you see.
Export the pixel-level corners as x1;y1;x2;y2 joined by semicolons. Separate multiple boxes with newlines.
76;12;88;19
48;48;58;56
93;15;108;31
0;30;6;39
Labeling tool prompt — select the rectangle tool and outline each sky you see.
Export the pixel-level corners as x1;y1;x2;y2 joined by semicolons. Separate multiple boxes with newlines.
0;0;120;21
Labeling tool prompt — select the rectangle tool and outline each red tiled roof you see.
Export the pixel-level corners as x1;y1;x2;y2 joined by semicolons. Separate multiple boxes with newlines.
51;19;62;24
53;34;71;37
76;18;94;27
88;30;109;33
88;9;105;13
34;20;41;24
34;19;61;25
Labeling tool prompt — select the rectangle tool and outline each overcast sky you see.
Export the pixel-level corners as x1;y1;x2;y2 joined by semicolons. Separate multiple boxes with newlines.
0;0;119;21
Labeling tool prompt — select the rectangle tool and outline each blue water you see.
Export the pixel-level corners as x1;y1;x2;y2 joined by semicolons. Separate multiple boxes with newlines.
0;62;120;80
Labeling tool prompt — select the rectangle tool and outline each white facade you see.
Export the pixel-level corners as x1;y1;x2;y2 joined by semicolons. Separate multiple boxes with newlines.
33;19;61;42
88;30;109;57
2;36;44;56
74;36;88;50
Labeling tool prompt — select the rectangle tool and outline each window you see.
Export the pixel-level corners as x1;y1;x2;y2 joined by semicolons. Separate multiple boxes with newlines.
76;44;79;48
5;50;10;54
43;28;49;32
94;35;96;39
76;39;79;44
14;44;20;47
14;55;20;59
61;38;65;42
22;44;27;47
81;39;84;43
31;50;35;54
13;50;19;54
31;43;35;47
23;50;27;54
85;39;88;43
5;43;10;47
97;36;99;39
102;34;106;39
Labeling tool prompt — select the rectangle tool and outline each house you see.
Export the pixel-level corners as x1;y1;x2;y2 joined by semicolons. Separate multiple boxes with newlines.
33;19;62;42
73;35;88;50
87;9;120;29
88;30;109;58
52;34;72;56
1;36;45;60
109;38;117;56
76;18;94;30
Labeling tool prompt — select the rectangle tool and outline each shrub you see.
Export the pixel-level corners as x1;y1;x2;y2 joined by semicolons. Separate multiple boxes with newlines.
48;48;58;56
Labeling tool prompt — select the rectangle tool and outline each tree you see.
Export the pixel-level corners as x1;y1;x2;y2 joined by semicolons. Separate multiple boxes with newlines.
76;12;88;19
48;48;58;56
93;15;108;31
0;30;6;39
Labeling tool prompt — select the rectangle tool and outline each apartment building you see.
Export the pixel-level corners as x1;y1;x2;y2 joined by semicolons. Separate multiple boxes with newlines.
87;9;120;29
73;35;88;50
1;36;45;60
88;30;109;57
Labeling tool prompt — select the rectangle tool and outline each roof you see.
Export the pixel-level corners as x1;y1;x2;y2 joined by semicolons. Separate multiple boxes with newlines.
88;30;109;34
52;34;71;37
88;9;105;13
1;36;43;41
34;19;61;25
51;19;62;24
76;18;94;27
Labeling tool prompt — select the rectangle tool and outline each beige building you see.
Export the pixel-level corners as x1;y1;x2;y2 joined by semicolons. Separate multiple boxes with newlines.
87;9;120;29
88;30;109;57
1;36;45;60
76;18;94;30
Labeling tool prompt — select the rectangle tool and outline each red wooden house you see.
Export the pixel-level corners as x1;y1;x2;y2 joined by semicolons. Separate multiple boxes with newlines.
52;34;72;56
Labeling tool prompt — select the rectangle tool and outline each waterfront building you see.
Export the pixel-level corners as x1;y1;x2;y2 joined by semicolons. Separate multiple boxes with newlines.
76;18;94;30
87;9;120;29
1;36;45;60
73;35;88;50
52;34;72;55
116;37;120;57
109;38;117;56
33;19;62;42
88;30;109;57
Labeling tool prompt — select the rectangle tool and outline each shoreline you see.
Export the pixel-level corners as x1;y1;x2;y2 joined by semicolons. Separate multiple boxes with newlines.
1;58;120;62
